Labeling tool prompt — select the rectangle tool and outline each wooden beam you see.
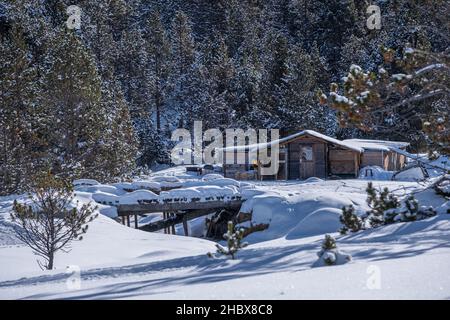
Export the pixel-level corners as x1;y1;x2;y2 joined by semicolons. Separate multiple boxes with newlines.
117;199;243;216
182;216;189;236
139;208;224;233
171;213;176;234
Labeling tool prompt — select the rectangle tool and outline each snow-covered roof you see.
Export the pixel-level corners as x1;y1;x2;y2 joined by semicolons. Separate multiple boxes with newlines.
343;139;409;152
219;130;411;154
220;130;364;153
279;130;363;152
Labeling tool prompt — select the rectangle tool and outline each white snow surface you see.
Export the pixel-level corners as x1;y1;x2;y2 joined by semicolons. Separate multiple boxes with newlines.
1;167;449;299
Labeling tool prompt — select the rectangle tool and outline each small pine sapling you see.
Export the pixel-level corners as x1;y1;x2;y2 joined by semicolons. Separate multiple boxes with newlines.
404;195;419;221
213;221;248;259
366;182;400;227
339;204;363;234
315;234;351;267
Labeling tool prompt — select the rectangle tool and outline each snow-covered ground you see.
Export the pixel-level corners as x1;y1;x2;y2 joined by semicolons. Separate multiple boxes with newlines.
0;168;449;299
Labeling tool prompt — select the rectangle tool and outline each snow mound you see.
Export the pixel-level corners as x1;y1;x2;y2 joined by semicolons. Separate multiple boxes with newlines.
92;192;120;206
393;166;426;181
202;174;224;181
245;191;367;242
131;181;161;191
313;249;352;268
359;166;394;181
73;179;100;187
75;184;126;196
112;182;140;192
303;177;324;183
119;190;159;204
286;208;342;239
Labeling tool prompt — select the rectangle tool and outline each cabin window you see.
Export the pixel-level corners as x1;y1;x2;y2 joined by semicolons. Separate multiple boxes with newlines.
301;146;313;161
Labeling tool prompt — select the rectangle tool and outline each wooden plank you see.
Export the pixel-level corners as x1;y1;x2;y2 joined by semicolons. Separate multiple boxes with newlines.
313;143;326;178
139;208;219;233
329;149;356;161
330;160;355;174
117;199;243;216
171;213;176;234
182;216;189;236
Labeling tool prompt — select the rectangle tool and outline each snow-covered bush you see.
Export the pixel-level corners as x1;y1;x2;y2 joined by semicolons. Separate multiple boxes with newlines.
339;205;363;234
385;195;436;223
314;235;351;267
210;221;248;259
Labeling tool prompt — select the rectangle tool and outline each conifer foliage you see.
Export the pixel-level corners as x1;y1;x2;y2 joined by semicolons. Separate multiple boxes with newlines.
339;205;363;234
315;234;351;267
214;221;248;260
11;173;98;270
365;182;400;227
1;0;448;195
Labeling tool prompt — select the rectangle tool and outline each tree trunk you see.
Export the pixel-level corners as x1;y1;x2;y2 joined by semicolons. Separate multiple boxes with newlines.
47;252;54;270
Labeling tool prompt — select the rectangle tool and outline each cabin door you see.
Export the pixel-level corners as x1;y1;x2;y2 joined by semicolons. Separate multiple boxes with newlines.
299;145;314;179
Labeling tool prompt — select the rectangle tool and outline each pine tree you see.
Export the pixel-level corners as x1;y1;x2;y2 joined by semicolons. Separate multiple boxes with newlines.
339;204;363;234
144;10;171;133
366;182;400;227
214;221;248;259
315;234;352;267
11;172;97;270
169;10;197;128
39;28;106;179
117;28;149;118
0;24;38;194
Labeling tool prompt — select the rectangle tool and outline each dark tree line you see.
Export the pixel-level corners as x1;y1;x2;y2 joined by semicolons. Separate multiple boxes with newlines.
1;0;448;194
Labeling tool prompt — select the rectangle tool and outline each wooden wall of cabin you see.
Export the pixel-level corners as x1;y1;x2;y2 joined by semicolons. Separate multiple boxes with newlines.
361;150;386;169
286;135;327;179
386;151;406;171
328;147;359;176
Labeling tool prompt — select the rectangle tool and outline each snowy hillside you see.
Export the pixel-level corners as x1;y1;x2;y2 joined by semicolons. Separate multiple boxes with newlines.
1;168;449;299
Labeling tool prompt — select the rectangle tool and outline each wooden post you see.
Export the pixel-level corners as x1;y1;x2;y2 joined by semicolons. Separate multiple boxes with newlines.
122;216;126;225
163;212;167;233
126;215;130;227
182;215;189;236
134;214;138;229
171;216;176;234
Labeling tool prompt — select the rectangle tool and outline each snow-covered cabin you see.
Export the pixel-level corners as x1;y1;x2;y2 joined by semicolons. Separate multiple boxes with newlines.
221;130;409;180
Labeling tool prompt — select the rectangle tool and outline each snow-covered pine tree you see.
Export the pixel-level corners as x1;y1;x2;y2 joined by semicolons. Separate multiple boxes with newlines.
214;221;248;260
0;24;38;194
168;10;197;129
96;72;138;180
252;30;289;128
366;182;400;227
339;204;363;234
117;28;149;118
315;234;351;267
11;172;97;270
144;10;171;133
39;28;106;180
